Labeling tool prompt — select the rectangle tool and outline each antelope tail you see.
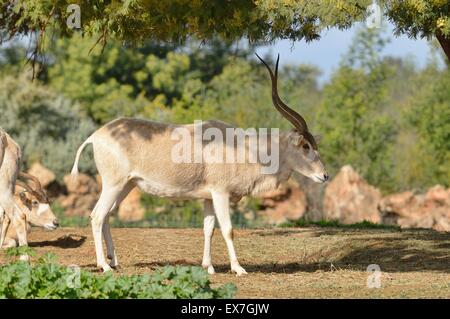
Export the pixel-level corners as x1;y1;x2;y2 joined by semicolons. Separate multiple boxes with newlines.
71;137;93;182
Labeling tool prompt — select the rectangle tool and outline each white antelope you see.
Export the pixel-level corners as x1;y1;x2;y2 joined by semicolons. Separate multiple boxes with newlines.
0;128;28;254
1;173;59;248
71;54;328;275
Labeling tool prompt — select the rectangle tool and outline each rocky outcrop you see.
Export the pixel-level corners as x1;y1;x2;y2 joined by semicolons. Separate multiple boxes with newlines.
379;185;450;231
58;174;100;217
27;162;56;188
25;162;449;231
323;165;381;224
258;179;308;224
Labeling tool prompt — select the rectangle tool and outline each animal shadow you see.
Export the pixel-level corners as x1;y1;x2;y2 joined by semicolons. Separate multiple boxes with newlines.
29;234;87;248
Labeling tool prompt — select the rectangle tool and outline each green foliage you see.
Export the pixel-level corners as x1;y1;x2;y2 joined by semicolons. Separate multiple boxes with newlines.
317;28;397;192
44;35;260;124
0;250;236;299
384;0;450;38
5;246;36;258
402;68;450;188
1;0;449;64
0;74;96;181
280;218;401;230
0;1;370;44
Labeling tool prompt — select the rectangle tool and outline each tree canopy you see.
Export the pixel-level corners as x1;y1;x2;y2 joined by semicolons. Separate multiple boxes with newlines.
1;1;449;60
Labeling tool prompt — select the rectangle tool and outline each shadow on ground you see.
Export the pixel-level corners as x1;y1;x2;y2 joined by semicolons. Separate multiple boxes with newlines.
29;234;87;248
134;227;450;274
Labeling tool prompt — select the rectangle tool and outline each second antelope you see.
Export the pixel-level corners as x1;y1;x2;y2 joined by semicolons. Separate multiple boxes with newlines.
1;172;58;248
71;54;328;275
0;128;27;253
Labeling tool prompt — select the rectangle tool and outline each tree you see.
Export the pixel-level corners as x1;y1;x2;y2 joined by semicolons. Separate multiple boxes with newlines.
405;67;450;189
383;0;450;61
0;73;96;180
41;34;259;124
1;0;449;63
316;28;397;192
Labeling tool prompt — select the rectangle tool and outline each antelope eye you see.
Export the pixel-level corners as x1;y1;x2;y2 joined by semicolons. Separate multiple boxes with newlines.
302;144;310;151
32;200;39;207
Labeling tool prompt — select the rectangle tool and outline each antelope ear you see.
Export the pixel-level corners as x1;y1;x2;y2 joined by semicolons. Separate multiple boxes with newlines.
314;134;322;144
288;131;304;146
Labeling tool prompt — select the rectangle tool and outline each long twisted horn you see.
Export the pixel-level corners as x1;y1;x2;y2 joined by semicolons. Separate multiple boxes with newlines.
19;172;43;189
15;179;34;194
17;172;48;202
255;53;317;149
255;53;309;132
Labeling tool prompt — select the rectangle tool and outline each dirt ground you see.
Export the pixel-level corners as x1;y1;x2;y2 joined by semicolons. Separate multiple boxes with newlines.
1;226;449;298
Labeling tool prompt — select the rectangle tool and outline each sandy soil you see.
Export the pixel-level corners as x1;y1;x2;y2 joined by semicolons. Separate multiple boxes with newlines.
1;226;449;298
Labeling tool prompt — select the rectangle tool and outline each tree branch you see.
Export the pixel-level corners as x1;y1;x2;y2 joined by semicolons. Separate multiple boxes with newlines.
436;33;450;62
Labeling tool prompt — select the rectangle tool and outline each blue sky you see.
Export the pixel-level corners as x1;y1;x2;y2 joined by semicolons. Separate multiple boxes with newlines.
260;22;438;83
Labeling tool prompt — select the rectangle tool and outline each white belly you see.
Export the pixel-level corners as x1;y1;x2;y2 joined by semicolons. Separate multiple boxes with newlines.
134;178;211;199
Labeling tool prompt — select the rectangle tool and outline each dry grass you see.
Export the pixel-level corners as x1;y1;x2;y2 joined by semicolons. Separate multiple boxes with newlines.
1;226;449;298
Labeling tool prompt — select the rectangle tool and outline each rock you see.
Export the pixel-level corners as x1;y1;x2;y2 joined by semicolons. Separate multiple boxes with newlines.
378;191;415;218
60;193;99;217
27;162;56;188
323;165;381;224
379;185;450;231
258;179;308;224
425;185;450;204
58;174;101;217
63;173;99;195
118;187;145;222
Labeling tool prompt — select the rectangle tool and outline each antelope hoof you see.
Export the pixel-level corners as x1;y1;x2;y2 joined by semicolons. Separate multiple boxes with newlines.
202;264;215;275
19;254;29;262
231;264;247;276
109;258;119;269
98;263;113;272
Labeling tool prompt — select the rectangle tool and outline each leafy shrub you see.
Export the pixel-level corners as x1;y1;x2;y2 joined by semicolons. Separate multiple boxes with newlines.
0;250;236;299
0;74;97;181
279;218;400;230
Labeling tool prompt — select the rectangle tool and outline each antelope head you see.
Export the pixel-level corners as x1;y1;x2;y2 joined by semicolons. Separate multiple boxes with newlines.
15;172;59;230
256;53;329;183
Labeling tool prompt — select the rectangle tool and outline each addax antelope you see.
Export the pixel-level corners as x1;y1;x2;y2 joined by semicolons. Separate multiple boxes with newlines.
1;172;58;248
71;54;328;275
0;128;28;256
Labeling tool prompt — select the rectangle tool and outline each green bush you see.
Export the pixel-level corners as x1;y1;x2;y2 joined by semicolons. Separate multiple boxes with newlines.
0;74;97;181
0;250;236;299
279;218;400;230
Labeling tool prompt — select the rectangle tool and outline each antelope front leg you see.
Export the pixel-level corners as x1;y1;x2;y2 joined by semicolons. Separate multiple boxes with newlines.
12;207;29;261
0;207;8;248
210;190;247;276
202;199;216;274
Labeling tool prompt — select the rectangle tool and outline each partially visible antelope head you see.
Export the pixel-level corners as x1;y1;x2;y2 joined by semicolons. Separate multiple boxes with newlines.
256;53;329;183
15;172;59;230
